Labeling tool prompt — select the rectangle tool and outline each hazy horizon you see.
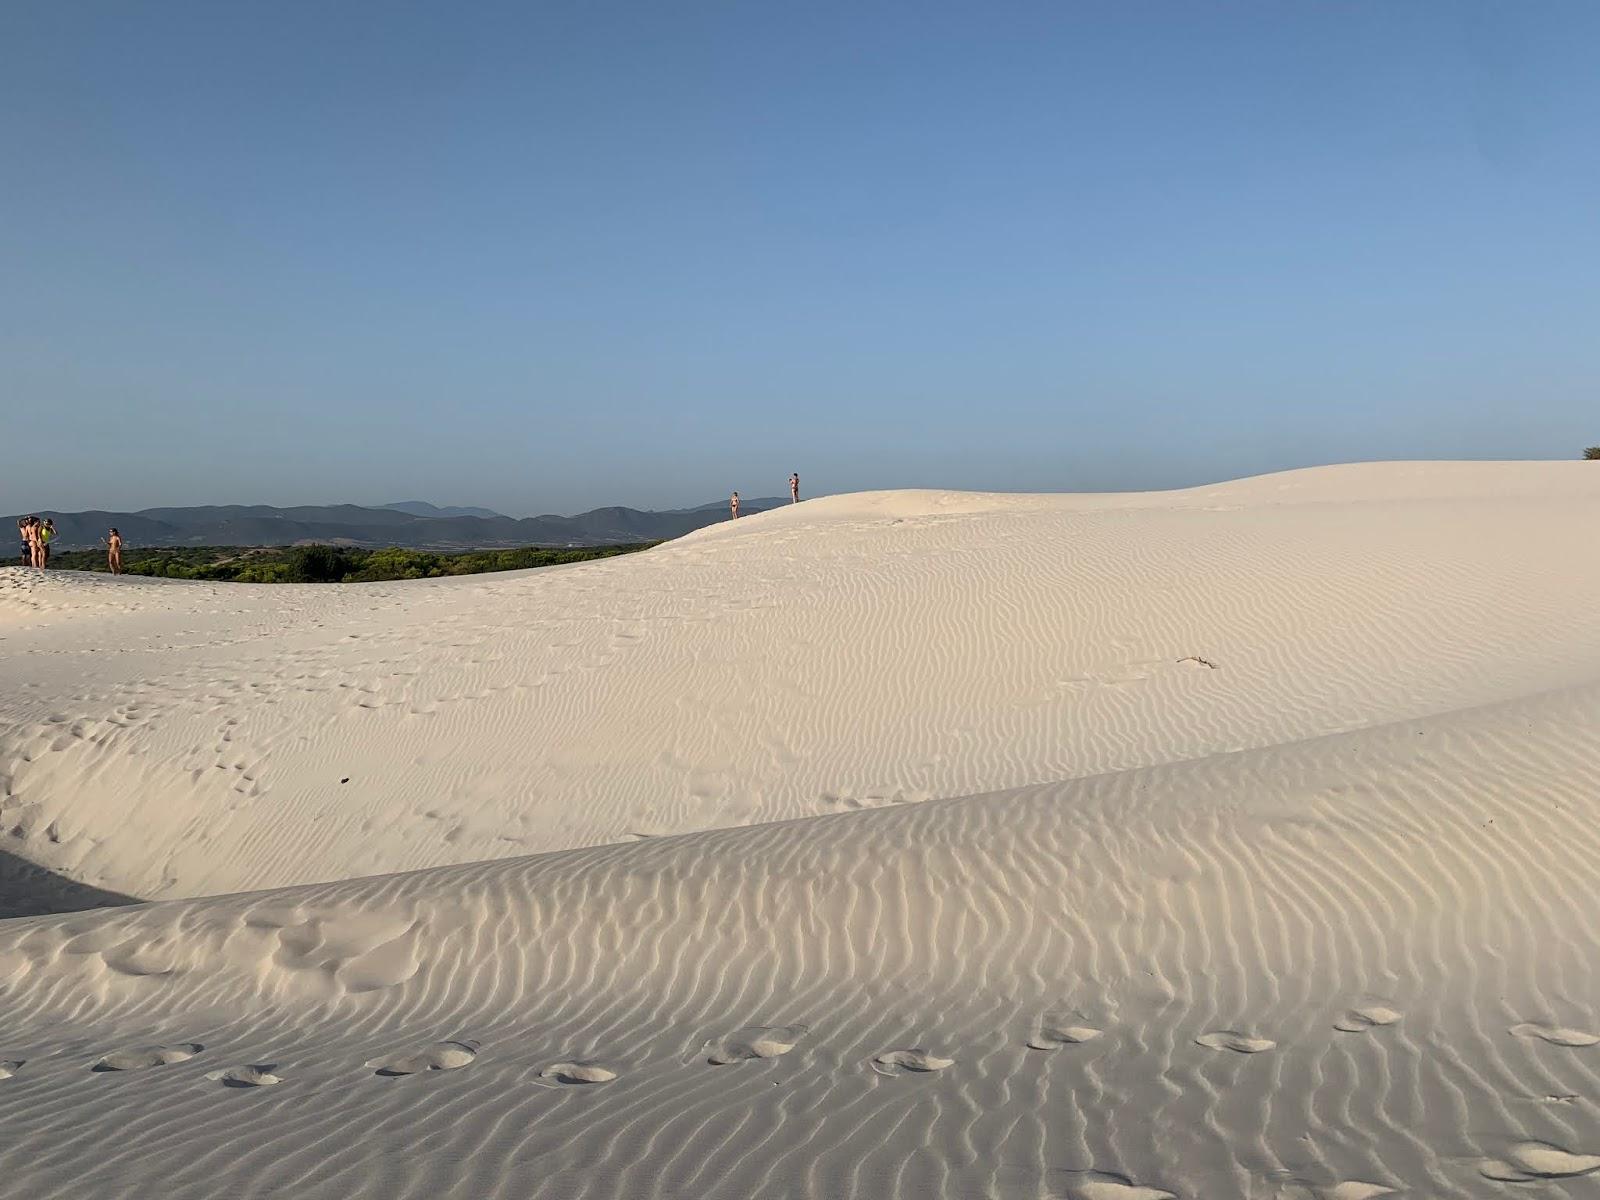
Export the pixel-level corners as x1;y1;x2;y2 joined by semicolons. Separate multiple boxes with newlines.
4;453;1594;523
5;1;1597;516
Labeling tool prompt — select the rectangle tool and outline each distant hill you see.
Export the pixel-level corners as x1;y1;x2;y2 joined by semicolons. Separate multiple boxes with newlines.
6;499;775;552
381;501;508;520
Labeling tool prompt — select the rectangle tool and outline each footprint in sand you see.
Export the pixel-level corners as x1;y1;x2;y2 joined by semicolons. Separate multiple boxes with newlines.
870;1048;954;1076
205;1064;283;1088
1059;1169;1176;1200
1334;1005;1402;1033
1479;1140;1600;1181
92;1043;204;1072
1195;1030;1275;1054
1028;1023;1103;1050
366;1039;478;1077
0;1060;22;1080
1313;1184;1398;1200
1510;1022;1600;1047
1257;1177;1395;1200
537;1060;617;1086
702;1025;809;1066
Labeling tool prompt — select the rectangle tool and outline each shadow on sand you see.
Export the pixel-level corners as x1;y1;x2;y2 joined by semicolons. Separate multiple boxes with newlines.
0;846;139;920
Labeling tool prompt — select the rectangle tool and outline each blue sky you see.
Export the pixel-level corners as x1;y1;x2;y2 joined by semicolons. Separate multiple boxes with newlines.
3;1;1597;515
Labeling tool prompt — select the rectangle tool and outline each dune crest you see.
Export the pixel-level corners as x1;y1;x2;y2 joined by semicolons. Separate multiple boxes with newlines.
4;462;1600;906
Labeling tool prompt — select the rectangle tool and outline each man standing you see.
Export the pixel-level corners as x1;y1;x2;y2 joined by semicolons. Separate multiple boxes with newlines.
789;473;799;503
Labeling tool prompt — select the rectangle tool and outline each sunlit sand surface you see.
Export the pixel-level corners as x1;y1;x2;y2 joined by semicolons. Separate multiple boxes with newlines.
2;460;1599;1198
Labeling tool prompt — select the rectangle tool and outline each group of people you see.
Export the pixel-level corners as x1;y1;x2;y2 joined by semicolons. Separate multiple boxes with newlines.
16;516;56;568
729;473;800;520
14;518;122;573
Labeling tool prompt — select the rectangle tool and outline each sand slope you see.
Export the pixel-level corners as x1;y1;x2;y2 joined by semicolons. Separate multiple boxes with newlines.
2;683;1599;1197
2;461;1600;1198
3;461;1599;902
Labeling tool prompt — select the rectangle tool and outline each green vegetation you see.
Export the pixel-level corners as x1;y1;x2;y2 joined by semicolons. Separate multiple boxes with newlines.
1586;447;1600;460
42;542;656;583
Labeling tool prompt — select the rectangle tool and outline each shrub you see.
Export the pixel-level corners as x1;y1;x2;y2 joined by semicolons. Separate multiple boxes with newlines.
343;547;437;582
1585;447;1600;460
288;544;353;582
233;562;294;583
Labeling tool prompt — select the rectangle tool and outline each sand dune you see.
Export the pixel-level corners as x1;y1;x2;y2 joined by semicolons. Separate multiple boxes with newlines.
2;461;1600;1197
4;461;1599;904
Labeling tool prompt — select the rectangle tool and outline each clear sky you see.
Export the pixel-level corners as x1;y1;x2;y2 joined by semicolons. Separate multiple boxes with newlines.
3;1;1597;516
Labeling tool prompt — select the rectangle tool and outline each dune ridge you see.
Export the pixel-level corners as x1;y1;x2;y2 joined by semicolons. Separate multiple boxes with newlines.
2;461;1600;1197
4;461;1599;904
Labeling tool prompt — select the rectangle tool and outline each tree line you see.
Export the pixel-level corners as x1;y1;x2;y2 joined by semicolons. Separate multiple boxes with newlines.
42;542;655;583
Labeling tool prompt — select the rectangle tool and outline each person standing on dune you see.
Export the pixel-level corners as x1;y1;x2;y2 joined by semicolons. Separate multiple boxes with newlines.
730;491;741;520
105;527;123;575
17;517;31;567
38;518;55;568
790;473;799;503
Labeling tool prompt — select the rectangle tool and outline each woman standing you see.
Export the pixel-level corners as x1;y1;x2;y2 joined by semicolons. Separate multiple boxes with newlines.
21;517;41;567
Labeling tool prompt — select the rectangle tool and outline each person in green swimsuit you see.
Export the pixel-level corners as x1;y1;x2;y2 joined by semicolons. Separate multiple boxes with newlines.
38;518;55;568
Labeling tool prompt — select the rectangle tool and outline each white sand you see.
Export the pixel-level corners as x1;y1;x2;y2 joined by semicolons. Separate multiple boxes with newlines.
1;460;1599;1197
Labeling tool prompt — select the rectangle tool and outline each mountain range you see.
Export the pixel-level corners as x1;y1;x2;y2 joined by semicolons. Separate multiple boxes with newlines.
380;501;509;520
8;498;790;551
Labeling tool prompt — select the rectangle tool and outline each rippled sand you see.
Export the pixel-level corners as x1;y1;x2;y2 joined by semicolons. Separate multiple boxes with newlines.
2;460;1599;1197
